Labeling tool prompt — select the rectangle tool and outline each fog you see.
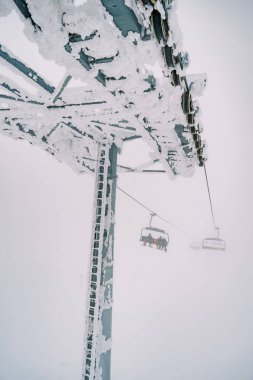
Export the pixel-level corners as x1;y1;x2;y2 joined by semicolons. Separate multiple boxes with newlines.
0;1;253;379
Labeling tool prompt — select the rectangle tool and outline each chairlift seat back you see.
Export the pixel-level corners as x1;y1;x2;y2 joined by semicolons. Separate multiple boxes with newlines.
190;240;202;249
202;238;226;251
141;227;169;243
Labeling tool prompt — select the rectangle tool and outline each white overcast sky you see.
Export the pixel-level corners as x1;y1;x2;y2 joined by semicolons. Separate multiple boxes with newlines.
0;1;253;379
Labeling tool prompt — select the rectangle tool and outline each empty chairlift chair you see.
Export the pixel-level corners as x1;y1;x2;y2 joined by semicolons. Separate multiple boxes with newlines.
190;239;202;250
202;227;226;251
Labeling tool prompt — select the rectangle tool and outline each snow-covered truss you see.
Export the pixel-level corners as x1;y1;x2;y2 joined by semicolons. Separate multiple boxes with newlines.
0;1;207;379
0;0;206;177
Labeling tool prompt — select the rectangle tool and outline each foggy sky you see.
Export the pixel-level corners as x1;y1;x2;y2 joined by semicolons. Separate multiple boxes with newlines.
0;1;253;379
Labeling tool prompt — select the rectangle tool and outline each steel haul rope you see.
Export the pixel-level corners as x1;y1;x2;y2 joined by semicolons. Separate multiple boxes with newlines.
117;186;195;238
203;163;216;230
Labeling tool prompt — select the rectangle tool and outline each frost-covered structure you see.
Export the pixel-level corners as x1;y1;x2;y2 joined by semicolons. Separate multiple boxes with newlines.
0;0;206;177
0;1;207;379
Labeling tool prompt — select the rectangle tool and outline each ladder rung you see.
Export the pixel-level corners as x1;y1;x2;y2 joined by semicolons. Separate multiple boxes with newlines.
87;327;94;334
86;350;92;359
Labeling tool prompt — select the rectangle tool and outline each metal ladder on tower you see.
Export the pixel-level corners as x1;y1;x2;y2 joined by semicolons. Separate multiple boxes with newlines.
83;143;110;380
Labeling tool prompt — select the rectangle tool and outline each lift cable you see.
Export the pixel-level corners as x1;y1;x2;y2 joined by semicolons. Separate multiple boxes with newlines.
203;163;216;231
117;186;196;238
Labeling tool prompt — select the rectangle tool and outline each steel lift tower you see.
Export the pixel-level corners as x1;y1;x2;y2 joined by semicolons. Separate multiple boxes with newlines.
83;143;118;379
0;0;207;379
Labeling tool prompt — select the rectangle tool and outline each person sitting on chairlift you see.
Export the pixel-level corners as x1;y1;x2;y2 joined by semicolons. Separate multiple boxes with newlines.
157;236;163;250
156;236;167;251
161;237;168;251
147;233;153;247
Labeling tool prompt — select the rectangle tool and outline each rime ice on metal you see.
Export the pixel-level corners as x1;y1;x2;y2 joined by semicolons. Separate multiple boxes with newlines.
0;1;207;379
0;0;206;177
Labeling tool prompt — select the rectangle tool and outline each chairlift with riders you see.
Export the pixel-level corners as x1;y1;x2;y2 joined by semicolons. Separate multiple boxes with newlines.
140;213;169;252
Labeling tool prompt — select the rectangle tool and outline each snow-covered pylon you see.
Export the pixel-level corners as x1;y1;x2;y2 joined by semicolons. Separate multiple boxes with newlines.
0;1;208;379
83;143;117;380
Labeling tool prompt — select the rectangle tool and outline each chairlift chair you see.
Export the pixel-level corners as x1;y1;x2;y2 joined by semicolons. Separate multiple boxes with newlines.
140;213;169;251
190;239;202;250
202;227;226;251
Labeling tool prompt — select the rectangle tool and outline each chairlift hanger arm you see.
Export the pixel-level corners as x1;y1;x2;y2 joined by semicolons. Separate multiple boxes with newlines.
149;212;156;227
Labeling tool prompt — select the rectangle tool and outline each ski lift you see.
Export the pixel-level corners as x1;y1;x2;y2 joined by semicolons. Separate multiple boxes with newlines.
140;213;169;251
190;239;202;250
202;227;226;251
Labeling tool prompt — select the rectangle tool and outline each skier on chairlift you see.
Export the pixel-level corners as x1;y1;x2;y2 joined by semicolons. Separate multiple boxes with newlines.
157;236;168;251
161;237;168;251
157;236;163;249
147;233;153;247
140;213;169;252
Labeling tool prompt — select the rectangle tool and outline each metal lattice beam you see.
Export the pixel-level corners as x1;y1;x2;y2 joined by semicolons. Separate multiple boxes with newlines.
0;43;55;93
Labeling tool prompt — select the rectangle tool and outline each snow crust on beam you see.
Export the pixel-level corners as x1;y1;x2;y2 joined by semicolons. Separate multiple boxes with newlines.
0;0;206;177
